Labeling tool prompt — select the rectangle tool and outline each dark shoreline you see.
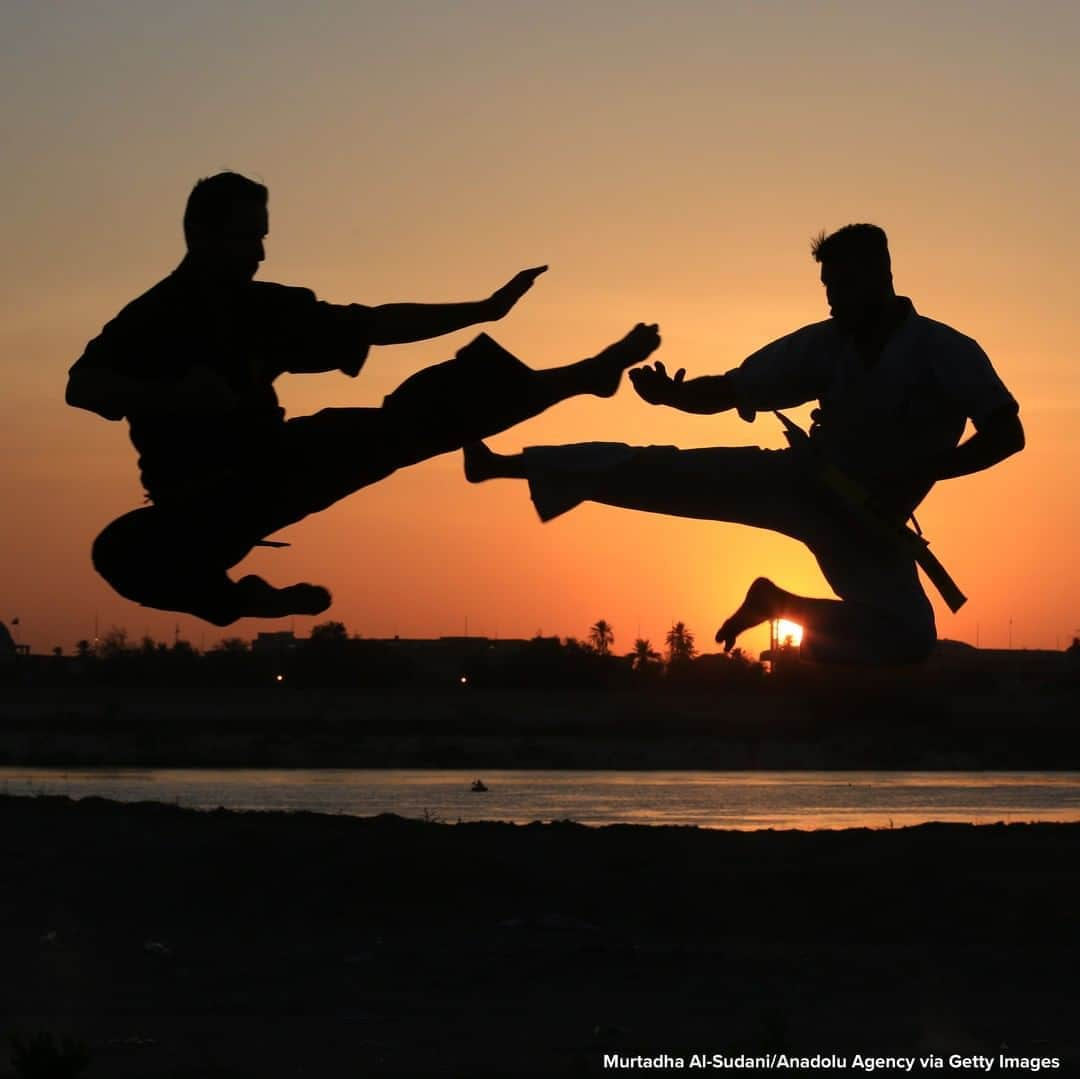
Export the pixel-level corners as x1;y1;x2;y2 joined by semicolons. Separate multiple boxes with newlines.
3;685;1080;770
2;794;1077;1076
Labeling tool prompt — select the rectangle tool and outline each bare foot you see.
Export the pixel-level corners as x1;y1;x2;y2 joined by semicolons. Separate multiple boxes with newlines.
235;575;332;619
715;577;781;652
463;441;500;483
585;323;661;397
278;583;332;617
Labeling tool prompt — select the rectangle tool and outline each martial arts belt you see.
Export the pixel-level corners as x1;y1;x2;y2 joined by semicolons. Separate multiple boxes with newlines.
773;411;968;613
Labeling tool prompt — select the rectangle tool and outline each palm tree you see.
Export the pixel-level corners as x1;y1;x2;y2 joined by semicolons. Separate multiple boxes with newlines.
588;619;614;656
630;638;661;671
665;621;696;665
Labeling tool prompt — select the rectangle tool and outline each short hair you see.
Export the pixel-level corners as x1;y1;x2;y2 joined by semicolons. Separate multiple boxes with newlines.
811;223;891;273
183;171;267;244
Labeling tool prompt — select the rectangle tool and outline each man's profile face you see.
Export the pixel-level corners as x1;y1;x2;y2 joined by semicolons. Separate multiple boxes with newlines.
820;258;891;331
189;200;268;284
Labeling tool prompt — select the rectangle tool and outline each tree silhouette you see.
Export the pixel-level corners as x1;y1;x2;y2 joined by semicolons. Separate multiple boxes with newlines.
212;637;250;655
563;636;589;655
630;637;661;671
99;627;128;660
588;619;614;656
310;621;348;644
665;622;696;665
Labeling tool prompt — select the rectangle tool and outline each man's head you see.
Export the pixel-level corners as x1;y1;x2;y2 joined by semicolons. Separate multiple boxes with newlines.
811;224;894;332
183;172;269;284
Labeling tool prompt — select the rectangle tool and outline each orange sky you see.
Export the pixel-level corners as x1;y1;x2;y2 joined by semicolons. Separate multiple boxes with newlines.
3;3;1078;656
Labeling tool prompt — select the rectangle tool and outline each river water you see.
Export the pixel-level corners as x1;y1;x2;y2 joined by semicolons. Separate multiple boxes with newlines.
3;768;1079;830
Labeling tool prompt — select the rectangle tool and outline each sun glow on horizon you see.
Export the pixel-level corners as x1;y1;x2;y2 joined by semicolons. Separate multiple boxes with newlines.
775;619;804;648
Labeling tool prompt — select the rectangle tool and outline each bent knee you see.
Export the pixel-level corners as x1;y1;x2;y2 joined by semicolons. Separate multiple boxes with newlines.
92;513;157;600
91;511;239;623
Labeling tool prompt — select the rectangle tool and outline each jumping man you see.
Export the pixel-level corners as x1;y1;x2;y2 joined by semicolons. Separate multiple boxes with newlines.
464;225;1024;664
68;172;660;624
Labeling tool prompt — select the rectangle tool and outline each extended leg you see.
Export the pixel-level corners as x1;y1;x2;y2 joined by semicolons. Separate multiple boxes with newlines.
264;325;665;524
466;441;936;665
464;441;798;526
378;325;660;469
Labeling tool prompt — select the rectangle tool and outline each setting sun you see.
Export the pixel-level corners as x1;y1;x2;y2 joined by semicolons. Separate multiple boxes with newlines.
775;619;804;648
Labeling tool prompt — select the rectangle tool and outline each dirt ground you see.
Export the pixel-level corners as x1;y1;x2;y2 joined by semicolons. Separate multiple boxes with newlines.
2;794;1077;1077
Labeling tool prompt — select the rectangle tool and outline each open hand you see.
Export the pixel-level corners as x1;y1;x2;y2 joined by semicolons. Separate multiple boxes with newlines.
486;265;548;320
628;360;685;406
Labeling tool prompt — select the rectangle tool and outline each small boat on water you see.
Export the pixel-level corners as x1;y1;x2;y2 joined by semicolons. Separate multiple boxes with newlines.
470;779;489;793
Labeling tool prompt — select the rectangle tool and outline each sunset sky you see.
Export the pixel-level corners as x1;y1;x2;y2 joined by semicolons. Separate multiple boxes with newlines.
3;1;1077;657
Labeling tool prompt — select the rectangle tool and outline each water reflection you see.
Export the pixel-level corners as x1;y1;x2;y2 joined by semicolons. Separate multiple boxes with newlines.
3;768;1079;831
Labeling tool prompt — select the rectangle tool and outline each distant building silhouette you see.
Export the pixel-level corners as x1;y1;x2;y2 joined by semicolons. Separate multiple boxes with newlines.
0;621;29;663
926;639;1072;681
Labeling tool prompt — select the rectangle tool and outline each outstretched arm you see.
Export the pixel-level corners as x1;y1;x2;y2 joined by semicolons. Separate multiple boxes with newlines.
368;266;547;345
628;361;737;414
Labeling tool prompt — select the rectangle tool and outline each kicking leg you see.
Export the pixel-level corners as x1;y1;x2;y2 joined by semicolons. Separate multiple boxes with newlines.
257;325;662;526
465;442;936;666
464;441;796;525
379;324;661;468
532;323;663;401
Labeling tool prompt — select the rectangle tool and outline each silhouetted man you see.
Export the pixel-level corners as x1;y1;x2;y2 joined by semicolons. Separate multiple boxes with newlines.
465;225;1024;664
68;172;660;624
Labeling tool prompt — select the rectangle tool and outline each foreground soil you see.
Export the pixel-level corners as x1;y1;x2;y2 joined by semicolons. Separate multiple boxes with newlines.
2;795;1077;1077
